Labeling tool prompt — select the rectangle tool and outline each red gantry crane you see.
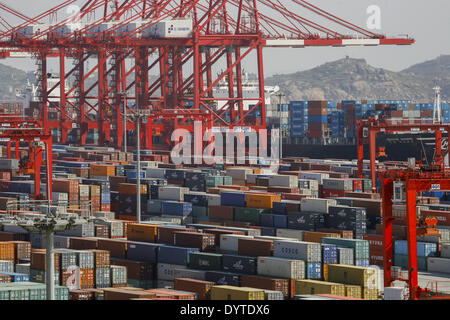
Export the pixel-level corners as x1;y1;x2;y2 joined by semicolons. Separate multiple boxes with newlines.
357;117;449;193
0;115;53;200
380;165;450;300
0;0;414;151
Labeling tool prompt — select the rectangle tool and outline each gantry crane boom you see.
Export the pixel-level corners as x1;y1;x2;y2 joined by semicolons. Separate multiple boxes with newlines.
0;0;414;150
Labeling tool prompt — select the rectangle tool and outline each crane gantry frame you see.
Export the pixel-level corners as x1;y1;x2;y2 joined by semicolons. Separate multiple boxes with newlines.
0;0;414;150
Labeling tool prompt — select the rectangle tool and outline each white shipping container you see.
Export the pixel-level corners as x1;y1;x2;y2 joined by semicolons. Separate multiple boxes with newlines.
158;186;189;201
15;263;30;275
0;159;19;170
257;256;305;279
300;198;337;213
273;240;321;262
300;172;329;185
52;192;69;202
146;168;166;178
79;185;90;198
384;287;406;300
116;21;146;38
246;174;258;185
157;263;187;281
154;19;193;38
255;236;299;242
276;229;304;241
173;268;207;281
322;178;353;191
87;22;117;38
16;24;50;39
207;194;221;206
441;243;450;258
298;179;319;191
427;257;450;274
269;175;298;188
226;168;253;180
220;234;253;252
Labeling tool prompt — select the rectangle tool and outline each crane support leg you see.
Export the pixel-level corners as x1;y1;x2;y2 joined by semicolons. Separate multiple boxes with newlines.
382;178;394;288
406;184;419;300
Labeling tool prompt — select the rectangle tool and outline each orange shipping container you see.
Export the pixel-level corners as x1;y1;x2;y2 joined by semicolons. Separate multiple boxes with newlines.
118;183;147;195
127;223;159;242
90;164;116;177
246;194;281;209
0;242;14;261
303;231;341;243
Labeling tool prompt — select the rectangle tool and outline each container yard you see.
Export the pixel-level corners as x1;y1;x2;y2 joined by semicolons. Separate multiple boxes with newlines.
0;0;447;309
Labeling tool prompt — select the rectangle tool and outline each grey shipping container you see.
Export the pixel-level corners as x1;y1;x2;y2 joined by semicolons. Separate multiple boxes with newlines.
257;256;305;279
273;240;321;262
222;254;257;275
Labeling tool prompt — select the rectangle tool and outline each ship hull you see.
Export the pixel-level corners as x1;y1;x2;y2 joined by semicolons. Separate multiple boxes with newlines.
283;132;447;162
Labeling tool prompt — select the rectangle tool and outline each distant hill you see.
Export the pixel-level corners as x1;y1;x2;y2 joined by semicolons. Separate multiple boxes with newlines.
0;63;34;101
265;56;450;102
0;55;449;104
402;55;450;79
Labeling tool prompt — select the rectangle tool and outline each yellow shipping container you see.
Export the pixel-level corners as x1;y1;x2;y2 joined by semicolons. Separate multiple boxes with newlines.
210;285;265;300
90;164;116;177
246;194;281;209
363;288;378;300
344;285;362;299
127;224;159;242
295;279;345;297
327;264;378;289
248;186;268;191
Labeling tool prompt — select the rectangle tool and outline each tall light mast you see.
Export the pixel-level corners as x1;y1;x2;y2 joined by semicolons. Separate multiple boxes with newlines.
433;86;442;124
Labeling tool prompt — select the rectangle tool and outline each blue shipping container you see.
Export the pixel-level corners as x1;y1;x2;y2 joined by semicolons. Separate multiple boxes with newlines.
157;246;200;265
221;192;246;207
161;201;193;216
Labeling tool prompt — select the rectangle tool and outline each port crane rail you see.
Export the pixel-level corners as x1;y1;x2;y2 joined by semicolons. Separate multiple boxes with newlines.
381;167;450;300
0;0;413;150
357;117;449;193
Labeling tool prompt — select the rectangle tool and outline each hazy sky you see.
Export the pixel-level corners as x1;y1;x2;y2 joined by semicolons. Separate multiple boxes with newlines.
1;0;449;76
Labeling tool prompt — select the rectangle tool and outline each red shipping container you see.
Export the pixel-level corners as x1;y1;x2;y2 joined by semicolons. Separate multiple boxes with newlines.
0;172;11;181
352;179;363;192
282;193;316;200
267;187;299;194
420;209;450;226
322;189;346;198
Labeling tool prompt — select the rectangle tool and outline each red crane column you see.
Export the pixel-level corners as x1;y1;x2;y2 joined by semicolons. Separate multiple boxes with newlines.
33;145;43;199
405;179;419;300
59;47;68;144
381;176;394;289
41;52;49;134
357;124;364;178
369;128;377;192
98;49;107;146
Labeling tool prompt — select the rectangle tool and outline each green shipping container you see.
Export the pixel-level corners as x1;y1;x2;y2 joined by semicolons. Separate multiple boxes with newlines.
192;206;209;217
223;176;233;185
206;176;224;187
362;179;373;192
394;254;427;271
234;207;268;225
127;279;154;289
189;252;223;271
